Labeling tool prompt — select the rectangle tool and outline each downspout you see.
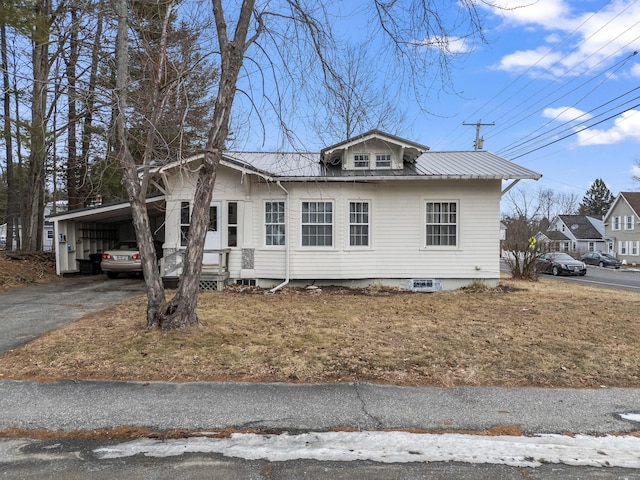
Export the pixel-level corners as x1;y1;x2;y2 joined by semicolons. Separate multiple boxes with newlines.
270;181;290;293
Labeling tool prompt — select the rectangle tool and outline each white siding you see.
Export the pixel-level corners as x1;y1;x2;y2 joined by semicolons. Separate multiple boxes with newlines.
247;179;501;283
164;164;503;286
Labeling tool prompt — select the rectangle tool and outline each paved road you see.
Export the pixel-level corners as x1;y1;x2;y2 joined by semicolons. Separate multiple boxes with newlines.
0;275;145;353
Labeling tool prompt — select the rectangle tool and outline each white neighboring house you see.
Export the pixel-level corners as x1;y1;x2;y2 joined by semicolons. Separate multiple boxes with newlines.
537;215;606;256
603;191;640;264
52;130;541;290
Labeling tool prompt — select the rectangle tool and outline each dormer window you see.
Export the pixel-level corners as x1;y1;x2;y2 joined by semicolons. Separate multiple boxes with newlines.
354;153;369;168
376;153;391;168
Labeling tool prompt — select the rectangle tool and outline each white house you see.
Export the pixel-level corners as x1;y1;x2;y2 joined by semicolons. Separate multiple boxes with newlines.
603;191;640;264
537;214;606;255
52;130;541;290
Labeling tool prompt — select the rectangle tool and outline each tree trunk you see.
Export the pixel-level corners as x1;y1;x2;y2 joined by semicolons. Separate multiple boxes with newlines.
24;0;51;252
113;0;166;327
155;0;257;330
66;7;81;210
80;0;103;205
1;22;16;251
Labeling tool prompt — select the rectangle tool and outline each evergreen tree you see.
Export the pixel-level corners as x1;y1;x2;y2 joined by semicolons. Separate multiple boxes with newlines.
578;179;614;217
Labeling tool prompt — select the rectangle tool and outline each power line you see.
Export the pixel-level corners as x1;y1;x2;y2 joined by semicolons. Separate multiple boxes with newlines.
507;101;640;161
497;85;640;157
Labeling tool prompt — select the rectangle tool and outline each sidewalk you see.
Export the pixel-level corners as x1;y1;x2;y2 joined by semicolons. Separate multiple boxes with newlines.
1;380;639;435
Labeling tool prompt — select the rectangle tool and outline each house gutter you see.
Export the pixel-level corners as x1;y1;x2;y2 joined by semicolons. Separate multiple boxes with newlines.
270;181;290;293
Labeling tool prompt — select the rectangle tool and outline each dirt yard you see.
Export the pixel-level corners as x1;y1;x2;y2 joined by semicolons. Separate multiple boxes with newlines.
0;265;638;388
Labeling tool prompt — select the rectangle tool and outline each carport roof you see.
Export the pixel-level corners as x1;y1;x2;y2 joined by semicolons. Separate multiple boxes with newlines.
48;196;165;223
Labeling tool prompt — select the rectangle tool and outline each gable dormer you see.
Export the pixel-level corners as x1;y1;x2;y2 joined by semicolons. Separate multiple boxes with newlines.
320;130;428;171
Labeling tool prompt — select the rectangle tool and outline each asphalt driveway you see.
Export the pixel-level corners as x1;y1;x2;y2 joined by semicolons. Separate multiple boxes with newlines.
0;276;146;354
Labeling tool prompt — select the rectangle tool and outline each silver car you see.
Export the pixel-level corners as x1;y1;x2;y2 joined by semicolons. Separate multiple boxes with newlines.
101;240;162;279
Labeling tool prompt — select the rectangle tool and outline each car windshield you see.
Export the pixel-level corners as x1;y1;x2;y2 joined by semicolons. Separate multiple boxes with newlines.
552;253;575;261
602;254;616;260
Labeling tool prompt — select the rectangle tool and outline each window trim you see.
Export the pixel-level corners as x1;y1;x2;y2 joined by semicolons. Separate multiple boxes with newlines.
264;200;286;247
301;200;334;248
227;201;238;248
348;200;371;248
424;200;459;248
179;201;190;247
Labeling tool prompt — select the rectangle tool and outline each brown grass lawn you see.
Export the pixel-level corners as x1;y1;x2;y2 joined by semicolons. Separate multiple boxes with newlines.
1;278;639;388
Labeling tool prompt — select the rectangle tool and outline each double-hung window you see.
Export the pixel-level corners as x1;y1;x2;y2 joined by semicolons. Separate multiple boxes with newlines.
180;201;190;246
375;154;391;168
619;241;628;255
349;201;369;247
632;241;639;256
265;201;285;246
302;201;333;246
613;216;621;230
425;201;457;246
353;154;369;168
624;215;635;230
228;202;238;247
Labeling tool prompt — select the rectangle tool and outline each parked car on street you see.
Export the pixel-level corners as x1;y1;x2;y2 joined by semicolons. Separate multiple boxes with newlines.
536;252;587;276
101;240;163;279
580;252;622;269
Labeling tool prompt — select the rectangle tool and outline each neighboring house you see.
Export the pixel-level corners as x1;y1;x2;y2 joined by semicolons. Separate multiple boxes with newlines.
1;201;67;251
43;201;68;252
603;191;640;264
52;130;541;290
537;215;606;255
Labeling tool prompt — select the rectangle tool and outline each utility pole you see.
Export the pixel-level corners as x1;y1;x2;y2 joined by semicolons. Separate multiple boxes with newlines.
463;120;495;151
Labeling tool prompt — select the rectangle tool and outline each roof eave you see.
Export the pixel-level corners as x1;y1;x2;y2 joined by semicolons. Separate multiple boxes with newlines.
272;174;541;182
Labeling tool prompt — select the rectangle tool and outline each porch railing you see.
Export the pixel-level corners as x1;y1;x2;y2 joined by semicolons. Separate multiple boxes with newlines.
161;248;231;277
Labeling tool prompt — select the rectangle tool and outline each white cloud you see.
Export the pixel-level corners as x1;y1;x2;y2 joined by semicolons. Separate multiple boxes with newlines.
630;164;640;179
542;106;592;123
576;110;640;145
631;63;640;78
491;0;640;75
493;0;570;28
498;47;564;75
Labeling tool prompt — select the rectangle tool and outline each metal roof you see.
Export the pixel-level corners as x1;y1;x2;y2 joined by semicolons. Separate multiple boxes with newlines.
224;150;541;181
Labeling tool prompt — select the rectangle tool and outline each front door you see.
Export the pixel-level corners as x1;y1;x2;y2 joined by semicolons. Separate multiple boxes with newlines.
203;202;222;265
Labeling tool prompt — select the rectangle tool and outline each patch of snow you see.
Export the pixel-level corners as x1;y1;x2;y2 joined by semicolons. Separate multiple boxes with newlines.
620;413;640;423
94;431;640;468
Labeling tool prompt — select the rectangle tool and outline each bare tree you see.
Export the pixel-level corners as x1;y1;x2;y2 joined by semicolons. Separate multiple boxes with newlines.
312;44;407;145
110;0;497;330
501;188;544;280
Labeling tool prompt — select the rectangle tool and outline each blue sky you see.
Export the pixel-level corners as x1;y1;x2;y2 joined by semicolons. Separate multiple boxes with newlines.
230;0;640;199
406;0;640;198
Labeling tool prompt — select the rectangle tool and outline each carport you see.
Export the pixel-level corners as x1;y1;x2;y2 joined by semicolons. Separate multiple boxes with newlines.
50;196;165;275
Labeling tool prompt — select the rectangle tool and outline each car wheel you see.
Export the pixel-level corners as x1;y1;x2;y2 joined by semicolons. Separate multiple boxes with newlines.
598;261;604;268
552;266;559;276
580;271;586;276
107;272;119;279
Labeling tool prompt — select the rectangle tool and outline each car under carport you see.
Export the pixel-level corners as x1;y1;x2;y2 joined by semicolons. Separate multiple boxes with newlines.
49;196;166;276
